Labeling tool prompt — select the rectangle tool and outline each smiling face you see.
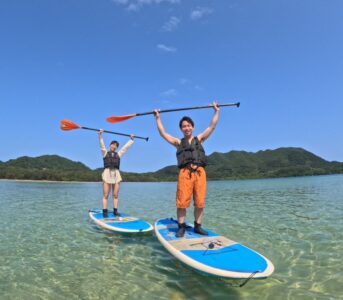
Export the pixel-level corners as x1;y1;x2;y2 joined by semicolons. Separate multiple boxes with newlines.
110;141;119;151
179;116;195;138
180;120;194;138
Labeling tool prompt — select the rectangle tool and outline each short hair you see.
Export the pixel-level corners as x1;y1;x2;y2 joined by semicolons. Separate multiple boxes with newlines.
110;141;119;147
179;116;194;129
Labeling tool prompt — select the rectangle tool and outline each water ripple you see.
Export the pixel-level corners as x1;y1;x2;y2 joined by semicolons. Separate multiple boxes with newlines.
0;176;343;299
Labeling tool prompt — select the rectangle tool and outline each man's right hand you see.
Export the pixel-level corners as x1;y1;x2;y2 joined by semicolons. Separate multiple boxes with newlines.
154;109;160;119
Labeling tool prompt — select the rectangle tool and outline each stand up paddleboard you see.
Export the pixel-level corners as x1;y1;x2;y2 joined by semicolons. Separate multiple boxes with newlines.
155;218;274;282
89;209;153;233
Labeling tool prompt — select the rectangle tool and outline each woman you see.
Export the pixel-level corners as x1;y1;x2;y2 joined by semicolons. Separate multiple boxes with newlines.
99;129;135;218
154;102;220;237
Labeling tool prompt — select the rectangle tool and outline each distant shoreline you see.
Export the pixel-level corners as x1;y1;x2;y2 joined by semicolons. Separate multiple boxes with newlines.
0;178;176;183
0;179;100;184
1;173;342;184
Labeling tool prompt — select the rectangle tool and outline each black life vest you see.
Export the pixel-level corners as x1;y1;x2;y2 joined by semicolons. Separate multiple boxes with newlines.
103;151;120;169
176;136;207;169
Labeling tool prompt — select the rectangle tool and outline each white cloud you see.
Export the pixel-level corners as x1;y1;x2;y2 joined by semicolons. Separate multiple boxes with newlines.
139;0;180;4
162;16;181;32
157;44;177;52
127;3;140;11
160;89;177;97
179;78;189;85
111;0;129;4
190;7;213;20
112;0;180;11
178;78;202;90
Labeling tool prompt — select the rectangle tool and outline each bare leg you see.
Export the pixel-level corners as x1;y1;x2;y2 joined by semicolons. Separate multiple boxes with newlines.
194;207;204;224
102;182;110;209
113;183;120;209
177;208;186;224
194;207;207;235
176;208;187;237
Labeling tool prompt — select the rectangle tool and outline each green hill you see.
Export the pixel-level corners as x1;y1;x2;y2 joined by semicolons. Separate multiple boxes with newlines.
0;155;98;181
1;148;343;182
5;155;89;171
137;147;343;181
204;147;339;179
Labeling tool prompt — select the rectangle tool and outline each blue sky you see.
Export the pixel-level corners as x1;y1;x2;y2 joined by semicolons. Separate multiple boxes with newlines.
1;0;342;172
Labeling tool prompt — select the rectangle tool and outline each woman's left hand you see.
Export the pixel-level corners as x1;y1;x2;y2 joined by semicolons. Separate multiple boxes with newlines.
213;101;220;111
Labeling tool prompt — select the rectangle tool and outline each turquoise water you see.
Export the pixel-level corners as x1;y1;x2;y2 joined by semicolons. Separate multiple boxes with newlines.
0;175;342;300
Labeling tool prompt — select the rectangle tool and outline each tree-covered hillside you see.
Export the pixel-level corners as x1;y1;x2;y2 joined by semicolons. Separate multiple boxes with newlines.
1;148;342;182
0;155;98;181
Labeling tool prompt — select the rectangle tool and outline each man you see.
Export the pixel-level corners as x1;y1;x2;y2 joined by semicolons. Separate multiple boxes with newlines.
154;102;220;237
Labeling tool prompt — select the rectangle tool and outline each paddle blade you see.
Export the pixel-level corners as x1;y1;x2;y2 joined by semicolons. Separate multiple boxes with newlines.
60;119;81;131
106;114;137;123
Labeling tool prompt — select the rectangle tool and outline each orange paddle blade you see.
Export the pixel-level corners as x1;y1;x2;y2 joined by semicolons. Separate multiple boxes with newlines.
60;119;81;131
106;114;137;123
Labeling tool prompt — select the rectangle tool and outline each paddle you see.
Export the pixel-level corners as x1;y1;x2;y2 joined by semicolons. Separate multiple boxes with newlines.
60;119;149;141
106;102;240;123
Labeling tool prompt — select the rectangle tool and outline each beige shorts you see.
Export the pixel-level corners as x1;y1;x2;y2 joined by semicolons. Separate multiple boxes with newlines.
102;168;122;184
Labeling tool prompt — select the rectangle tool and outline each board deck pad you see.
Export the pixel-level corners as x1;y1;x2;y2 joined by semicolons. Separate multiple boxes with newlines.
89;209;153;233
155;218;274;279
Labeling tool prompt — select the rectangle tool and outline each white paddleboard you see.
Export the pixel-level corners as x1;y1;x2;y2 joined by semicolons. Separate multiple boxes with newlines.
155;218;274;280
89;209;153;233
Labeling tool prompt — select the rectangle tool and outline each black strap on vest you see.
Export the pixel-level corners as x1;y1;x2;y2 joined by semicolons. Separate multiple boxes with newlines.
176;136;207;169
103;151;120;169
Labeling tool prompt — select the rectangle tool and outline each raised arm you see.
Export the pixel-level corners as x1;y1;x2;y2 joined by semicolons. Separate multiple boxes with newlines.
98;129;107;157
117;135;135;158
154;110;180;147
197;102;220;143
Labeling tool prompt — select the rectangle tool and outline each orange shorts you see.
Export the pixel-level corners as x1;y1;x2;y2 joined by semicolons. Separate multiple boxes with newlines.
176;167;207;209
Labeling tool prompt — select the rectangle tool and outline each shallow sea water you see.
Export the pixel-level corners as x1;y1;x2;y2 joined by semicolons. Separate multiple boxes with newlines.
0;175;342;299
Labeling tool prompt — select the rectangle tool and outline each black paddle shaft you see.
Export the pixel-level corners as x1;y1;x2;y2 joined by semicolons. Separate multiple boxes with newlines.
81;127;149;141
136;102;240;116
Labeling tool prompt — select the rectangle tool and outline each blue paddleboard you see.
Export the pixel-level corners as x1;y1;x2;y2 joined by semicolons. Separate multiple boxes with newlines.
89;209;153;233
154;218;274;279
